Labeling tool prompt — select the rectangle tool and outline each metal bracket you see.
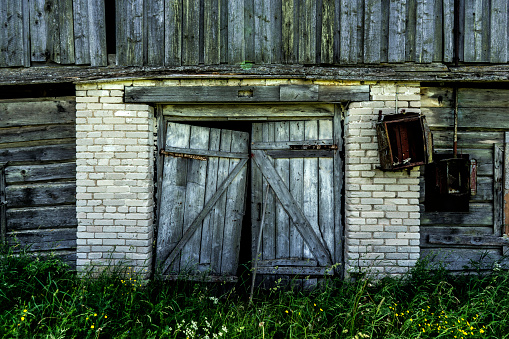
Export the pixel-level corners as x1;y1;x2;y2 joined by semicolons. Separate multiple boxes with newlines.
160;149;207;161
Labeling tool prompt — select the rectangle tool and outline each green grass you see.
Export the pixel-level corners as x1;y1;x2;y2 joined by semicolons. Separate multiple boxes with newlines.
1;249;509;338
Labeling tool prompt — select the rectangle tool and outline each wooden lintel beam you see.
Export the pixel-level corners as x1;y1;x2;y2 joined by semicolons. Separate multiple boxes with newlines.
125;85;370;103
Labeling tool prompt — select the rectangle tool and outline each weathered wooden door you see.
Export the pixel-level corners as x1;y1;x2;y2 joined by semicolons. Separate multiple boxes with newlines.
251;119;343;277
156;122;249;277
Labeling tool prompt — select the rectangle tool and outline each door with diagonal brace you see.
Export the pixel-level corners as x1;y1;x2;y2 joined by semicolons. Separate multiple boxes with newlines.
156;122;249;277
251;120;342;278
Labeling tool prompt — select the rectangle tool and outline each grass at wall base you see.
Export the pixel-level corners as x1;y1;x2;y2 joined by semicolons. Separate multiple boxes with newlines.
1;248;508;338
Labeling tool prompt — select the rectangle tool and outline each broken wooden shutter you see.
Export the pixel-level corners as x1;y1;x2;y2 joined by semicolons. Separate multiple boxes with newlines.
251;120;342;276
156;122;249;278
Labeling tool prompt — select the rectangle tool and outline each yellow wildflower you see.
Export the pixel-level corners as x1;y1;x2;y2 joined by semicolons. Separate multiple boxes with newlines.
23;309;27;313
21;317;25;321
94;313;97;317
91;325;94;329
105;315;107;319
285;310;289;314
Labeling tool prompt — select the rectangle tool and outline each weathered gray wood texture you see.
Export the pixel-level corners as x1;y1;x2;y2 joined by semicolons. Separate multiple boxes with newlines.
2;0;509;67
251;119;342;276
156;122;249;277
0;98;77;267
420;86;509;270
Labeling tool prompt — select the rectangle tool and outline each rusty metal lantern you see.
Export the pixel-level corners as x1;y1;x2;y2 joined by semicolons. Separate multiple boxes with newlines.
376;111;433;171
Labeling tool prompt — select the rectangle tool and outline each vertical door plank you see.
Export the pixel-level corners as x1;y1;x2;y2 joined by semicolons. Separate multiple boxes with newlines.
318;120;335;261
156;123;191;274
165;0;182;65
182;0;200;65
490;0;508;63
275;122;290;260
321;0;335;64
244;0;255;63
211;130;232;274
464;0;488;62
29;0;48;62
298;0;317;64
251;124;264;265
74;0;91;65
303;120;319;260
494;144;503;236
117;0;143;65
180;126;210;271
221;131;249;275
262;123;276;261
255;0;281;63
146;0;165;65
388;0;406;63
443;0;454;62
228;0;245;63
364;0;382;64
415;0;434;63
289;121;305;259
333;107;344;271
219;0;228;63
88;0;107;66
200;129;220;266
204;0;220;64
59;0;75;64
282;0;298;63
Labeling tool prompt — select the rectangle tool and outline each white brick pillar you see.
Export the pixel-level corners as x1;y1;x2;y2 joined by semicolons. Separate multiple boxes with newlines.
75;81;155;273
344;82;421;276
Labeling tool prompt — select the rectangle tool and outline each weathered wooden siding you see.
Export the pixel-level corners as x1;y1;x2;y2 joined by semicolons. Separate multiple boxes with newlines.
420;86;509;270
0;98;77;267
1;0;509;67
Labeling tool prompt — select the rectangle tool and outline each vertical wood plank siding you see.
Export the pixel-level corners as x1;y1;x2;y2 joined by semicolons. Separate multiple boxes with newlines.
2;0;509;67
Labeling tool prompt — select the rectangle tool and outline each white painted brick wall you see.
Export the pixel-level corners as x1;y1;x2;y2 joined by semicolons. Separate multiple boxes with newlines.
75;81;155;274
344;82;421;276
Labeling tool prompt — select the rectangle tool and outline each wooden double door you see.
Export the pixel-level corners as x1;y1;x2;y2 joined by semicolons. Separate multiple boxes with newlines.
156;118;343;279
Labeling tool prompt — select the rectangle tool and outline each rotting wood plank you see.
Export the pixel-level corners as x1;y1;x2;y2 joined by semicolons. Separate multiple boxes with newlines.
180;126;209;272
182;0;200;65
321;0;334;64
244;0;255;64
5;163;76;184
432;0;443;62
428;234;509;247
333;106;343;272
162;146;248;159
256;266;332;275
6;228;76;251
261;123;276;262
1;163;6;244
318;85;370;102
0;100;75;128
88;0;107;66
490;0;508;63
252;139;335;150
251;124;263;267
275;121;290;260
252;149;332;266
59;0;75;64
204;0;220;64
421;248;501;271
220;130;248;275
415;0;434;63
228;0;245;63
443;0;454;62
303;120;319;263
421;203;493;226
458;88;509;108
430;131;503;150
388;0;406;63
29;0;48;62
6;182;76;208
7;205;77;230
258;258;318;266
340;0;360;64
126;86;281;103
364;0;382;64
280;85;319;101
298;0;316;64
146;0;165;65
463;0;485;62
405;0;416;62
165;0;182;66
0;125;75;145
289;120;304;260
0;144;76;164
47;0;62;64
282;0;298;63
74;0;90;65
156;122;191;274
200;128;220;266
494;144;503;236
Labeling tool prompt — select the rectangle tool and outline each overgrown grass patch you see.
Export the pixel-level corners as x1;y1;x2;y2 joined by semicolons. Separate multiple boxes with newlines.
1;248;509;338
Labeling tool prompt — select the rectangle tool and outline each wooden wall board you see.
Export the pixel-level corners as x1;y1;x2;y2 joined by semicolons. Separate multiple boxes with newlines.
420;248;501;270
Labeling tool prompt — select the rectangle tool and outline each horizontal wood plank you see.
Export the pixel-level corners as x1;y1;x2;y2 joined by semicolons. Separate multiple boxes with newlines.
421;203;493;226
6;182;76;208
5;163;76;184
7;228;76;251
421;248;501;271
7;205;77;230
256;266;333;275
163;104;335;118
0;125;75;145
0;100;75;128
428;234;509;246
257;258;318;267
0;144;76;163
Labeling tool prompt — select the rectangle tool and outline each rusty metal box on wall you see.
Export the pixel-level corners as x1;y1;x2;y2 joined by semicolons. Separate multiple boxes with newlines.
376;112;433;171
